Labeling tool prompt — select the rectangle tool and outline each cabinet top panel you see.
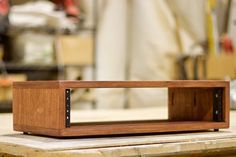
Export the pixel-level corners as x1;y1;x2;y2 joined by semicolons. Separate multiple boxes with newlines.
13;80;229;88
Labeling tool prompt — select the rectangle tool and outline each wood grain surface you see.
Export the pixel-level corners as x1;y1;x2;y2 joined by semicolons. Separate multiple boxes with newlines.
168;88;214;121
13;80;230;137
13;80;228;88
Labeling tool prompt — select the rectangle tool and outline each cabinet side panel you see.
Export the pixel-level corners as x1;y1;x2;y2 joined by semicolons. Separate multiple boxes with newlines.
13;88;60;130
13;88;23;129
59;88;66;129
168;88;213;121
224;84;230;126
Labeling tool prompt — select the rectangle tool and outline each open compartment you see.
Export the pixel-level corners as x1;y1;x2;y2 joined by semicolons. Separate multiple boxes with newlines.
69;88;168;124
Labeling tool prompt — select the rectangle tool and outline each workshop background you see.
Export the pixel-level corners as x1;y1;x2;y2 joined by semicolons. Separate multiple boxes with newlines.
0;0;236;112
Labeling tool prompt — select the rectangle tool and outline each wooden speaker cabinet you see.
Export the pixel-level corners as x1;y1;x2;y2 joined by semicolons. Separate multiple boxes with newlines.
13;81;230;137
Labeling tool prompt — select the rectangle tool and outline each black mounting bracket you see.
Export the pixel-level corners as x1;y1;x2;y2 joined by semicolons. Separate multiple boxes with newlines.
65;89;71;127
213;88;223;122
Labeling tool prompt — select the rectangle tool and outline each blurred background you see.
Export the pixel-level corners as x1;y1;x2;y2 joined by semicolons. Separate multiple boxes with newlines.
0;0;236;115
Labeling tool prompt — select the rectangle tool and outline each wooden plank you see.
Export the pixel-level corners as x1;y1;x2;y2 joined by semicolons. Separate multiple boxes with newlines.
0;109;236;157
13;80;228;88
60;121;227;137
60;80;228;88
13;81;60;89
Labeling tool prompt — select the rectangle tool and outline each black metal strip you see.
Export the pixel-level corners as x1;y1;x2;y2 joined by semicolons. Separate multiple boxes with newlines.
65;89;71;127
213;88;223;122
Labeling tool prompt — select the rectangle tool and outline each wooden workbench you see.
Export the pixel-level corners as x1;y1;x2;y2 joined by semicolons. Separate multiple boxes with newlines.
1;107;236;157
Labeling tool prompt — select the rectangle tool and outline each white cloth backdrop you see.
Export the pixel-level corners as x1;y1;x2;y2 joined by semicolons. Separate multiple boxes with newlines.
81;0;206;109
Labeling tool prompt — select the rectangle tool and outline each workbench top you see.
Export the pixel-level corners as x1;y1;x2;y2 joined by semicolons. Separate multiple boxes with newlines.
1;107;236;157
